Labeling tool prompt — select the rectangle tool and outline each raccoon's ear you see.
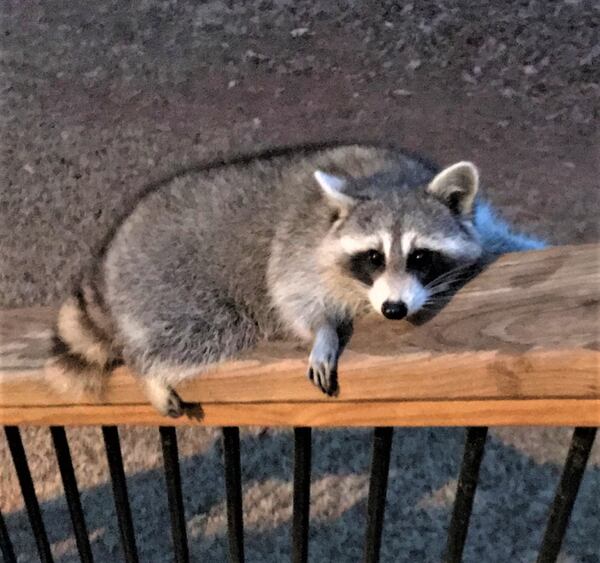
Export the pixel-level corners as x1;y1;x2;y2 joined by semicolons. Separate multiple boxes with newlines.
314;170;355;208
427;161;479;216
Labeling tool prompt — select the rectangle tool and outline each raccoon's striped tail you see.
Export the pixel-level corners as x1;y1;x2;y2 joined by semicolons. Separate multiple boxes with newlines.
44;286;120;400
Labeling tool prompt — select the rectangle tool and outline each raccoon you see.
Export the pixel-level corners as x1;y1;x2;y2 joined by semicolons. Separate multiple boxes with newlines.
45;143;545;416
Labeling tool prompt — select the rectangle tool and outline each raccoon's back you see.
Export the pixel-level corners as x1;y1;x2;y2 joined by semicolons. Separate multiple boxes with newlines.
99;143;436;332
98;145;387;314
101;164;289;333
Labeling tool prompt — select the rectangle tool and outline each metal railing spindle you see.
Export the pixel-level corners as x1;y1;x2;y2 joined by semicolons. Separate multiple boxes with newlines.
292;427;312;563
0;509;17;563
50;426;94;563
102;426;139;563
443;426;488;562
364;426;394;563
537;427;597;563
4;426;54;563
159;426;190;563
223;427;245;563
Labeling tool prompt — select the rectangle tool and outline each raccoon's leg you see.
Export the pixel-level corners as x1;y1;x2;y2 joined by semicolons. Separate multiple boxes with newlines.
308;324;339;396
142;376;186;418
307;319;353;396
120;301;259;418
139;363;212;418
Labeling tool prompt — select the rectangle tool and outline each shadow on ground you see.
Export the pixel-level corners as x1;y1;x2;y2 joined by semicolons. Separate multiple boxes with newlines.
4;428;599;562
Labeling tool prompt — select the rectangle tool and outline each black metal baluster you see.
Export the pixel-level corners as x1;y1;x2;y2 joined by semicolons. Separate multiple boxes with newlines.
50;426;94;563
159;426;189;563
101;426;139;563
4;426;54;563
0;509;16;563
537;427;597;563
222;427;244;563
292;427;312;563
364;426;394;563
443;426;488;563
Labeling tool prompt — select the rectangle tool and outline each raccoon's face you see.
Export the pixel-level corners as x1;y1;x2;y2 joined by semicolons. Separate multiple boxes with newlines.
315;162;483;319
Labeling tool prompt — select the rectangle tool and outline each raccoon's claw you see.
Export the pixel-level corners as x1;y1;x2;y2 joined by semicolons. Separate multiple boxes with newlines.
307;361;338;396
166;389;185;418
166;393;204;420
308;325;340;396
144;379;188;418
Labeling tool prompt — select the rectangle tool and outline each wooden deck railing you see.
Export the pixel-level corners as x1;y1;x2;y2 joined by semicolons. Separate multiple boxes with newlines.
1;243;598;563
1;244;598;427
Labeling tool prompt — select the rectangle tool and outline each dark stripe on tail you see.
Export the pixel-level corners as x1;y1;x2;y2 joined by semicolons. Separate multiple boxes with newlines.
77;281;122;367
51;284;122;371
51;334;98;371
51;333;123;371
74;287;113;345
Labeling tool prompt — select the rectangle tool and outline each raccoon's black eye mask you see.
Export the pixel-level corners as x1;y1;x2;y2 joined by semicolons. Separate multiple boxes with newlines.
346;249;385;286
407;248;455;286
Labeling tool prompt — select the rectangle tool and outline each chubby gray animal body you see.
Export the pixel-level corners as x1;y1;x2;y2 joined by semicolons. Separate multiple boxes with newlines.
46;144;545;416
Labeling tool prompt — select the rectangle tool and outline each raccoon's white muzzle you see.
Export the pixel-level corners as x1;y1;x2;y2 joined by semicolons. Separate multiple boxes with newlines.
368;274;428;317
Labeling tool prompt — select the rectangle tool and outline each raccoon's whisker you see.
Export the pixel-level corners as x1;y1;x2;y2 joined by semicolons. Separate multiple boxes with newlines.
425;285;450;297
427;275;472;291
426;265;467;283
429;272;469;288
424;271;467;290
426;285;457;297
426;272;472;294
430;274;471;291
424;265;473;289
421;280;470;309
426;292;452;303
421;294;455;311
420;301;445;312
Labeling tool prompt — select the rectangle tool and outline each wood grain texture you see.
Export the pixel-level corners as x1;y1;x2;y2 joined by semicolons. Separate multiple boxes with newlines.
0;401;598;427
1;244;599;426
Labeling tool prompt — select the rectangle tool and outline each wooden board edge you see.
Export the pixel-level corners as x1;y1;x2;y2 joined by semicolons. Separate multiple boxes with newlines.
2;347;599;407
1;399;599;427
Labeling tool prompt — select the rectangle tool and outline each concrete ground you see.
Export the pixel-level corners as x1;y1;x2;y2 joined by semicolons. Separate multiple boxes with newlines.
1;1;599;561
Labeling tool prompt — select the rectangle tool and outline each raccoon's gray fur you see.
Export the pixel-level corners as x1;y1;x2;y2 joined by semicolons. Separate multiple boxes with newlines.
45;143;545;416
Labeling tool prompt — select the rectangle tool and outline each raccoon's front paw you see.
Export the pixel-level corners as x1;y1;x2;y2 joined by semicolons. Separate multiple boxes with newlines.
307;352;339;397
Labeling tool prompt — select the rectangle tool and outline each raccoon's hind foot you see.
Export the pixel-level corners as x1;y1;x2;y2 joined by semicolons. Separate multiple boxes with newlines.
142;377;204;419
307;325;340;397
143;378;186;418
165;389;185;418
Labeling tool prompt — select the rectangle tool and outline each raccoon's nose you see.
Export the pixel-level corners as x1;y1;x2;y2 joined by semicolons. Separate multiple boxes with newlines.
381;300;408;320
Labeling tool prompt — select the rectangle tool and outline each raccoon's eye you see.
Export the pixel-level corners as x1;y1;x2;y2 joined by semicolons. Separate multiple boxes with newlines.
347;249;385;286
367;249;385;268
407;248;435;272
